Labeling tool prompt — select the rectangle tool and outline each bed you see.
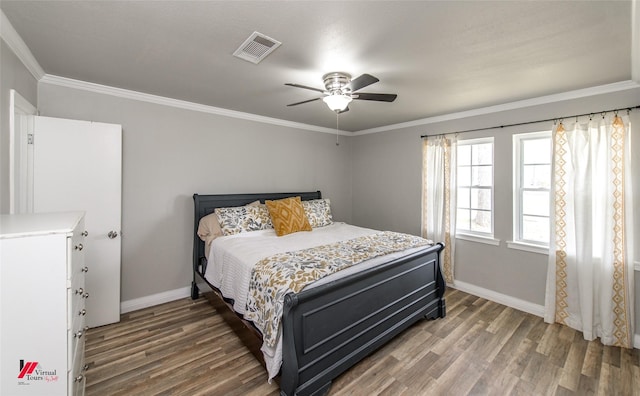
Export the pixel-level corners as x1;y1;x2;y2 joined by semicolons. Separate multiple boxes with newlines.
191;191;446;396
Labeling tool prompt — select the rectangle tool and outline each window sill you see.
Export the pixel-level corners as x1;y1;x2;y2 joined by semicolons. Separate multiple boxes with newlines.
507;241;549;255
456;233;500;246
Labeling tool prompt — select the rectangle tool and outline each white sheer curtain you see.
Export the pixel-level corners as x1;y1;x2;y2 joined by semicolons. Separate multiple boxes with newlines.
544;114;634;348
422;135;456;284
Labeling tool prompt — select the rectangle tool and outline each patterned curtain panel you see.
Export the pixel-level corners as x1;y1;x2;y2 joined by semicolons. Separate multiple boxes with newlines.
421;135;457;284
544;115;635;348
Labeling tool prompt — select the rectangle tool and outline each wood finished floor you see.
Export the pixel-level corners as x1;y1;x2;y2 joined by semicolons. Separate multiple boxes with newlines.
84;288;640;395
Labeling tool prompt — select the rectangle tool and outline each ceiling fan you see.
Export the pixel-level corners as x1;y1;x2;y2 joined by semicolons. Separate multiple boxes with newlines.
285;72;397;113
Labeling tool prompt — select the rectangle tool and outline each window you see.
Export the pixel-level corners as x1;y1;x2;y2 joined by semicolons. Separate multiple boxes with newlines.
513;132;551;247
456;138;494;237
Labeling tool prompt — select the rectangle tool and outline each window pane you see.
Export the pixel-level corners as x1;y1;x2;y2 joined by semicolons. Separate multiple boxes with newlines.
458;166;471;187
472;165;492;186
522;215;549;243
473;143;492;165
514;133;551;245
457;187;470;208
523;191;549;216
456;139;494;236
523;164;550;189
457;208;470;230
458;145;471;165
523;138;550;164
470;188;491;210
470;210;491;233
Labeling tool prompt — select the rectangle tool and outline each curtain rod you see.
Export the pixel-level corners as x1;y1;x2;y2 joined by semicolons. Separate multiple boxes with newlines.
420;105;640;138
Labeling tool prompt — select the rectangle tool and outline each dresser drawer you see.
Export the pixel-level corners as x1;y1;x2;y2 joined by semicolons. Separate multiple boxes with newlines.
70;333;86;396
67;226;86;282
68;274;86;330
68;314;86;370
68;261;87;288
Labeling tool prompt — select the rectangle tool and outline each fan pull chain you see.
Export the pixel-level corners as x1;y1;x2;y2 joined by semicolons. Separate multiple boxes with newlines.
335;111;340;146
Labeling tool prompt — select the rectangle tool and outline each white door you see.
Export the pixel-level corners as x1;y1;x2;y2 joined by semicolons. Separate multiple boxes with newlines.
33;116;122;327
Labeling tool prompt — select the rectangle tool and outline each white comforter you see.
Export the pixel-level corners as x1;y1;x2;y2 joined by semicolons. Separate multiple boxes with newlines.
204;222;428;380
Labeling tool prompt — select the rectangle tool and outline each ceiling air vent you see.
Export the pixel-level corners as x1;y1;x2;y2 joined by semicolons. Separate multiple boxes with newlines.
233;31;281;64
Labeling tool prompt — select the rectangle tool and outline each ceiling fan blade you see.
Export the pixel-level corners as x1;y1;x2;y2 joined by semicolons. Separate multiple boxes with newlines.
287;97;322;107
285;83;326;93
344;74;379;92
353;93;397;102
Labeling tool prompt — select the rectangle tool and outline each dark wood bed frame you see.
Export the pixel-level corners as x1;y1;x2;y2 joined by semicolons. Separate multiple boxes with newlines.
192;191;446;396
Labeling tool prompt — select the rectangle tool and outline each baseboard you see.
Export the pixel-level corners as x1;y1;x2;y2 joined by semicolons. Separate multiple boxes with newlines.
450;280;545;318
120;286;191;314
452;281;640;349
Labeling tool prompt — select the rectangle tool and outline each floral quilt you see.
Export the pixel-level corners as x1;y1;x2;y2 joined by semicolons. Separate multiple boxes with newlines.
244;231;433;347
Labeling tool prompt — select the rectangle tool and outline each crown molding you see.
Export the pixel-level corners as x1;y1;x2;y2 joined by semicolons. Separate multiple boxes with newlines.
39;74;347;135
34;74;640;137
353;80;640;135
41;74;639;137
0;10;45;80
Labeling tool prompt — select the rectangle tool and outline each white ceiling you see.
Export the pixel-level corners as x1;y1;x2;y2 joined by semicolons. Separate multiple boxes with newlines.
1;1;635;132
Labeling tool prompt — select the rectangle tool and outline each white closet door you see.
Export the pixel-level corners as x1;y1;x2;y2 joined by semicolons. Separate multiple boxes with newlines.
34;116;122;327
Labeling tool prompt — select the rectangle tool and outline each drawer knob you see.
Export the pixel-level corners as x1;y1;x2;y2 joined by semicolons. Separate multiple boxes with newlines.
75;375;84;382
79;309;87;316
74;243;83;251
82;230;89;237
108;231;118;239
75;330;83;338
75;288;84;295
82;266;89;273
83;292;90;299
83;364;89;371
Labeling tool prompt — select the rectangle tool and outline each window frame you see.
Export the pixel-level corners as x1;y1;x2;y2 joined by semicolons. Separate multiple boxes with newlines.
455;137;495;240
510;131;551;253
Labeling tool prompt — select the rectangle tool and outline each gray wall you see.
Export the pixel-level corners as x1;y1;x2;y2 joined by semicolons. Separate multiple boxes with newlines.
37;83;353;301
0;39;38;214
352;87;640;335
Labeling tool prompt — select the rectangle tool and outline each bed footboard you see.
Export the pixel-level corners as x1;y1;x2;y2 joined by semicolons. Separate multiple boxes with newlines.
279;242;445;396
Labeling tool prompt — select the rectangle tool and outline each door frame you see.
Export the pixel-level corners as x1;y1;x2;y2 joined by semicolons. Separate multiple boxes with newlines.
9;89;36;214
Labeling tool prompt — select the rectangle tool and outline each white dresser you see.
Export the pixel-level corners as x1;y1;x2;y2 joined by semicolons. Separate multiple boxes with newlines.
1;212;88;396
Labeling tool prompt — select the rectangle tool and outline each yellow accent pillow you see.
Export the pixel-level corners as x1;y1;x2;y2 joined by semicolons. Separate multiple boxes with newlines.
265;196;312;236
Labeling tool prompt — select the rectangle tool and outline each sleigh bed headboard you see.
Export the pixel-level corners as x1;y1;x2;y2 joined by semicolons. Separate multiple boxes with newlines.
192;191;322;279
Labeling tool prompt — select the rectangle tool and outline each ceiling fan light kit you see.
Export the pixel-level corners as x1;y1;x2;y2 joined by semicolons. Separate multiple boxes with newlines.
286;71;397;113
323;93;352;112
